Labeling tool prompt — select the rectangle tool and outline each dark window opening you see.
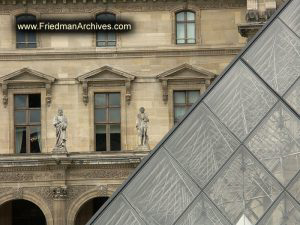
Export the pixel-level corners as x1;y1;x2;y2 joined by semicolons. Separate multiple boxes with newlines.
176;11;196;44
16;14;37;48
96;13;116;47
94;93;121;151
14;94;41;153
173;90;200;124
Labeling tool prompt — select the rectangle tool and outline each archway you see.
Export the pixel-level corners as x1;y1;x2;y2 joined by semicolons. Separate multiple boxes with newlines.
74;197;109;225
0;199;46;225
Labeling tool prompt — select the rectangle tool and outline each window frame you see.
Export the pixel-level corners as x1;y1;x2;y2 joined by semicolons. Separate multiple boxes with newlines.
96;12;117;47
14;93;41;154
15;14;37;49
173;90;200;124
94;92;121;151
175;10;196;44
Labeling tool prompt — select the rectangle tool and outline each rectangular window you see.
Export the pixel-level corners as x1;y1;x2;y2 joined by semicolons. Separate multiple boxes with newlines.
95;93;121;151
14;94;41;153
173;90;200;124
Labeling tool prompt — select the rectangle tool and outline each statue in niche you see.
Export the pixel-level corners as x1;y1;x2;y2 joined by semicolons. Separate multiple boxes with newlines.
53;108;68;153
136;107;149;148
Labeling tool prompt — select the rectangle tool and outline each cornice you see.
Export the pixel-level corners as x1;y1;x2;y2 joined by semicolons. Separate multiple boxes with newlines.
0;1;246;13
0;47;243;61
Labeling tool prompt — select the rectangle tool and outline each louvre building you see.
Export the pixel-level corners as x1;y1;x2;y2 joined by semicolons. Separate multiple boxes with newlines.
0;0;298;224
88;0;300;224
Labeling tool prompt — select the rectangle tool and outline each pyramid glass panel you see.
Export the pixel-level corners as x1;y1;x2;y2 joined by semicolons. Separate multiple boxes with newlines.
164;103;240;188
204;60;277;141
123;149;200;225
88;1;300;224
92;195;147;225
257;193;300;225
205;146;283;225
279;0;300;36
284;78;300;115
246;102;300;186
287;172;300;202
174;193;231;225
243;19;300;96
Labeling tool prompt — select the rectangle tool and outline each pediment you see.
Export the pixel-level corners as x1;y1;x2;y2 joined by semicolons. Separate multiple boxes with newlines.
157;63;216;81
77;66;135;82
0;67;55;84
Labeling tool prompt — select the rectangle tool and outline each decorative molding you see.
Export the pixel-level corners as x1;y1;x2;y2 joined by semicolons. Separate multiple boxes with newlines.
156;63;217;103
0;1;246;13
0;67;55;107
77;65;135;105
238;22;264;41
51;186;68;200
0;47;242;61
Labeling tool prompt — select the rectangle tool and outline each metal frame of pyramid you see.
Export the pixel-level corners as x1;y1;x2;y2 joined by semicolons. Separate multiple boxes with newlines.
88;0;300;224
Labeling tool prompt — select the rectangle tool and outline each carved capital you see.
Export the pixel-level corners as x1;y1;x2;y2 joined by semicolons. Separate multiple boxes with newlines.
51;186;68;200
246;10;259;22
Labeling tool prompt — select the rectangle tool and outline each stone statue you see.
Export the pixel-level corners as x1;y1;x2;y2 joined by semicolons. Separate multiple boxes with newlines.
53;108;68;153
136;107;149;147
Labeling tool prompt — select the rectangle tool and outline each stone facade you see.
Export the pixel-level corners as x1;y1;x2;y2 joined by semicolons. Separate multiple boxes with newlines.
0;0;282;224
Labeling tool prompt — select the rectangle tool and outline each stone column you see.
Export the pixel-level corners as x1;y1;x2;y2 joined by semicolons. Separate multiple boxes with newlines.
52;186;67;225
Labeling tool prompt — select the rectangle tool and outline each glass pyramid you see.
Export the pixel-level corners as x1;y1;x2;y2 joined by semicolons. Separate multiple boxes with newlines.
88;0;300;224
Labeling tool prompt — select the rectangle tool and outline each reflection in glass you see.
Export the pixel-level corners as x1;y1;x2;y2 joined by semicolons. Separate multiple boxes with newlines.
30;110;41;123
15;111;26;124
174;91;185;104
188;91;199;104
95;94;106;106
95;109;106;123
176;12;184;21
15;127;26;154
110;125;121;151
174;107;186;122
176;24;185;40
14;95;26;108
30;127;41;153
96;125;106;151
109;93;120;106
109;108;120;123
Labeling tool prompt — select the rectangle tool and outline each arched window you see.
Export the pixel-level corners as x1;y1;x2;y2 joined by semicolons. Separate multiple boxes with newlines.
176;11;196;44
16;14;37;48
96;13;116;47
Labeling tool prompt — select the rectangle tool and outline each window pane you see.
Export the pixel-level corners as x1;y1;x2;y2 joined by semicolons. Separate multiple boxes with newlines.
95;109;106;123
97;13;116;22
95;94;106;106
188;91;200;104
14;95;26;108
176;23;185;40
16;31;25;43
108;32;116;42
174;91;186;104
174;106;186;122
97;32;106;41
97;41;106;47
30;110;41;123
187;23;195;39
28;94;41;108
27;43;37;48
176;12;185;21
187;39;196;44
109;108;120;123
110;125;120;151
15;127;26;154
16;43;26;48
15;111;26;124
177;39;185;44
109;93;120;106
107;41;116;46
96;125;106;151
187;12;195;21
28;32;36;43
30;126;41;153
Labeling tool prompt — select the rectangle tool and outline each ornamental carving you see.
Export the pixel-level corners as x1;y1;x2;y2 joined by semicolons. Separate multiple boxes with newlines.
51;186;68;200
69;168;132;179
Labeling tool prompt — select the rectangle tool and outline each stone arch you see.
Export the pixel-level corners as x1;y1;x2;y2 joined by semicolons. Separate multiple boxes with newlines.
0;191;54;225
67;189;109;225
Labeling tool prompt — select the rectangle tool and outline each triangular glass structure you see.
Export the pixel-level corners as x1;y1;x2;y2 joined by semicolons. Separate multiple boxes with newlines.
88;0;300;224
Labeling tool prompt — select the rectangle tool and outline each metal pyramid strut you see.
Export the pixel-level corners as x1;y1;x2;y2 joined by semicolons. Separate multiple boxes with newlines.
88;0;300;224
